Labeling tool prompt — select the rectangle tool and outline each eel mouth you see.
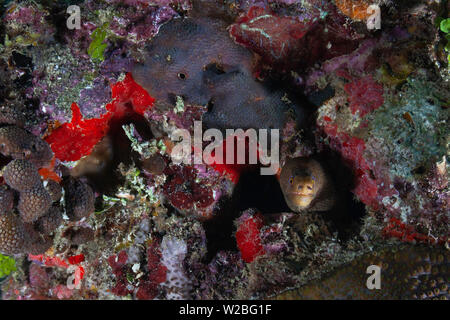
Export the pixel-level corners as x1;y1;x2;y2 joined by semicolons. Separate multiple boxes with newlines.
289;192;314;197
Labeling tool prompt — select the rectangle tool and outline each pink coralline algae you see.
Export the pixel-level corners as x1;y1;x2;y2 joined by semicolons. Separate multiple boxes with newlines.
4;4;55;45
136;242;168;300
318;70;448;244
321;123;390;210
108;250;131;296
111;6;178;43
344;75;384;117
75;0;181;47
317;72;389;208
229;5;362;71
229;6;315;70
28;263;50;291
108;241;167;299
163;165;215;220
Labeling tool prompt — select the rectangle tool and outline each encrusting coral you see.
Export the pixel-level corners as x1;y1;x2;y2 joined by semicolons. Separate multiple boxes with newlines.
0;105;26;128
43;179;62;203
0;186;14;213
0;213;26;256
273;245;449;300
17;185;52;223
3;159;42;192
0;116;95;256
0;126;53;168
35;205;63;235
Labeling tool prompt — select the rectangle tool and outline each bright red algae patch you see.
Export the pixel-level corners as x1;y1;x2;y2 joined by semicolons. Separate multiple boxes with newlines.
207;137;254;184
236;213;265;263
45;70;260;184
67;254;85;265
45;102;109;162
206;135;265;184
45;73;155;162
38;156;62;183
28;253;86;294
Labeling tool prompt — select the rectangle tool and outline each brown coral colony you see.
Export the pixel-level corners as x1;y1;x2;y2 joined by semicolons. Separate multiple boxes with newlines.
0;106;94;255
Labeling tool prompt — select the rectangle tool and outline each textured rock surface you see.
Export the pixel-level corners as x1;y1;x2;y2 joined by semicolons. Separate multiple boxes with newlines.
273;245;449;300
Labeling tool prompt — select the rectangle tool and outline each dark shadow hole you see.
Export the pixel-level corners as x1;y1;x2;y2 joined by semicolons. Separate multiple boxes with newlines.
202;167;290;262
78;104;153;194
312;151;368;241
412;165;426;175
233;169;290;214
206;99;214;113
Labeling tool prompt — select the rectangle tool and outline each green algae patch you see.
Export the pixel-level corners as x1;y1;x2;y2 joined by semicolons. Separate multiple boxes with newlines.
439;18;450;65
0;254;16;278
88;23;109;62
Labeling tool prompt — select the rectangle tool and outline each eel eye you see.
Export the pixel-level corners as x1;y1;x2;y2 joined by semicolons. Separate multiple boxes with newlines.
289;178;293;184
177;72;187;80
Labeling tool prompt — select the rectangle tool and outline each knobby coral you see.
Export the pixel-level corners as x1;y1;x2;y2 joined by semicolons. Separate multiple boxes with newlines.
274;245;449;300
0;119;95;256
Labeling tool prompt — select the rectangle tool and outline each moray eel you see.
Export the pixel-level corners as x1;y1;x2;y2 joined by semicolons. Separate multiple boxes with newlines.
132;8;300;132
271;245;450;300
280;157;336;212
